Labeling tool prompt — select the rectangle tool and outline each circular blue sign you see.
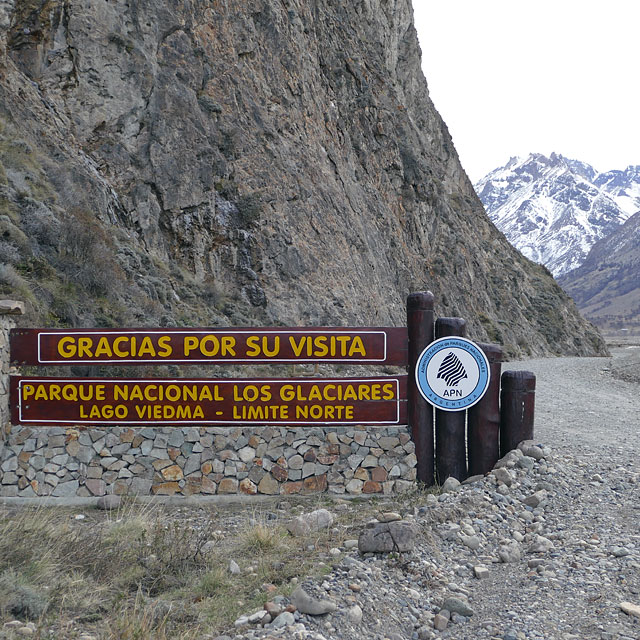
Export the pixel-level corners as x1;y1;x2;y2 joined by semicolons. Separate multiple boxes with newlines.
415;337;490;411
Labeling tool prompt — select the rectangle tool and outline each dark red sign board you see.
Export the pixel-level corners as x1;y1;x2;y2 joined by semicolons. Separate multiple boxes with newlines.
11;376;408;427
10;327;408;366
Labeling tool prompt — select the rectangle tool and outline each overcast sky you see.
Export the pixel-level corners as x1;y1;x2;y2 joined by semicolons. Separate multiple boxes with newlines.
412;0;640;182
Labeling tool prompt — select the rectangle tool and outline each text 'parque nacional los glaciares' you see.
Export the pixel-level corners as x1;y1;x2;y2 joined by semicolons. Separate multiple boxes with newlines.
11;377;408;426
10;328;408;365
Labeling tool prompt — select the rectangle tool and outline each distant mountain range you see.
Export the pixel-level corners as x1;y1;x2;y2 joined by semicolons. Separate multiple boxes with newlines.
475;153;640;277
559;211;640;331
475;153;640;330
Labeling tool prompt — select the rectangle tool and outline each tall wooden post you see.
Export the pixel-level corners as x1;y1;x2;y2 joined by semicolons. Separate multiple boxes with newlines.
434;317;468;483
407;292;435;486
500;370;536;455
467;343;502;475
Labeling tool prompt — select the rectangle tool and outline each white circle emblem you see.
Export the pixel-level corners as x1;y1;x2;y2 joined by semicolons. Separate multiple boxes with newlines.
415;337;490;411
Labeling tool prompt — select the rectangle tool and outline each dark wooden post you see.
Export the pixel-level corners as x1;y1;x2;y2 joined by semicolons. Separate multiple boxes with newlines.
499;370;536;455
407;292;435;486
467;343;502;475
434;317;467;483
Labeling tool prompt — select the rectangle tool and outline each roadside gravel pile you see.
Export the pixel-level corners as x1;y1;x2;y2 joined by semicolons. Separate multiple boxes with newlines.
215;438;640;640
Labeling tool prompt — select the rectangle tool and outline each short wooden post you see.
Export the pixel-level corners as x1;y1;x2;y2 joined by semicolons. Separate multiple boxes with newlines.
500;370;536;455
434;317;467;483
407;292;435;486
467;343;502;475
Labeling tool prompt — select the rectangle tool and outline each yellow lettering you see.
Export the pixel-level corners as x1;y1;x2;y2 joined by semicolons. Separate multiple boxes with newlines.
246;336;260;357
280;384;295;401
289;336;305;357
113;336;129;358
262;335;280;358
137;336;156;358
348;336;366;357
157;335;173;357
93;337;113;358
221;336;236;356
144;385;158;402
193;405;204;419
343;385;357;400
314;336;328;357
78;337;93;359
129;385;143;401
163;405;175;419
22;384;35;400
260;385;272;402
199;386;212;402
308;385;322;401
62;385;78;402
34;385;48;401
181;385;196;402
57;337;77;358
183;336;199;356
200;335;220;357
114;385;128;401
382;383;396;400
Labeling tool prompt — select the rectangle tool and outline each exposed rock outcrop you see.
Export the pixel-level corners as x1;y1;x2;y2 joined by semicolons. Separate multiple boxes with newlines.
0;0;605;356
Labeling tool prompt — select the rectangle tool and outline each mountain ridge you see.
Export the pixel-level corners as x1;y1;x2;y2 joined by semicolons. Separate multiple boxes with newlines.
475;153;640;277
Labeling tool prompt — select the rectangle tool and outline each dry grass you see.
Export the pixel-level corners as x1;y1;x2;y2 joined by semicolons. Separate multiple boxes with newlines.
0;489;439;637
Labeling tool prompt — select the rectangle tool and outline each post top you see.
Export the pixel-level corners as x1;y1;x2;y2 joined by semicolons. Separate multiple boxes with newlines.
476;342;503;362
0;300;25;316
407;291;434;311
501;369;536;391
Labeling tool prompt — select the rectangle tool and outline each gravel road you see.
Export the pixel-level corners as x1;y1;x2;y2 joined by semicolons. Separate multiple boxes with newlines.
505;346;640;454
223;347;640;640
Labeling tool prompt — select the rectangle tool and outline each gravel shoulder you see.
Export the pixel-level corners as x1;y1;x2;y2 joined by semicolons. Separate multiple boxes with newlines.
221;347;640;640
2;350;639;640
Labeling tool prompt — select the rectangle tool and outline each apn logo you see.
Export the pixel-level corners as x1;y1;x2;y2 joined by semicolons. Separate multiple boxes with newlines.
436;352;467;387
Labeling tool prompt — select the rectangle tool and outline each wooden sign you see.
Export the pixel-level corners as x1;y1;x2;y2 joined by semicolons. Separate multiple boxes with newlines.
10;327;408;366
10;376;408;426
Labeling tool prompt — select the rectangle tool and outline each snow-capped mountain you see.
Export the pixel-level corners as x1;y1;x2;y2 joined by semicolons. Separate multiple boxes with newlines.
475;153;640;277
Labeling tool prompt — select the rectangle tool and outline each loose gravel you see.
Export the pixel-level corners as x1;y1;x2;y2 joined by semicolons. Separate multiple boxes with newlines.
213;347;640;640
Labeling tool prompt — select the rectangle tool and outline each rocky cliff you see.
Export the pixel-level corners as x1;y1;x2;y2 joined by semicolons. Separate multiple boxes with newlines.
0;0;605;357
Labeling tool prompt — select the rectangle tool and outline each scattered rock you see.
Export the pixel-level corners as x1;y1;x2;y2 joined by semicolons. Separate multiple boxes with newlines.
377;511;402;523
620;602;640;618
287;509;335;537
433;610;450;630
348;604;363;625
290;586;337;615
442;596;474;617
522;490;547;508
441;477;461;493
358;521;417;553
473;565;489;579
270;611;296;628
498;541;521;563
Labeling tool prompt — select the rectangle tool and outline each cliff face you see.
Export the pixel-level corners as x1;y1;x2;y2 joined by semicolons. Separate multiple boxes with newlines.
0;0;605;356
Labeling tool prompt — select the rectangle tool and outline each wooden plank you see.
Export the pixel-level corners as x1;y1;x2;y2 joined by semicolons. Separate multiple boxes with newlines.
10;376;408;427
10;327;408;366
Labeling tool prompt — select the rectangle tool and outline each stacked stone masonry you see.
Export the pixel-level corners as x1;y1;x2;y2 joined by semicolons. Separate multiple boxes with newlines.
0;425;417;497
0;303;417;497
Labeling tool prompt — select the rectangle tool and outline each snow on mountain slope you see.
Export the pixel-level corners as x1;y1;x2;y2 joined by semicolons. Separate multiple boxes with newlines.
475;153;640;277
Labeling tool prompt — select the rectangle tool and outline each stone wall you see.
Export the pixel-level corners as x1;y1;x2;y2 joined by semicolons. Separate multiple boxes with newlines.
0;424;416;498
0;300;416;498
0;301;24;459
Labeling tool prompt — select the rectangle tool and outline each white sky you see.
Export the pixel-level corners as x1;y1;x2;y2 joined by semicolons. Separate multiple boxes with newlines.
412;0;640;182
